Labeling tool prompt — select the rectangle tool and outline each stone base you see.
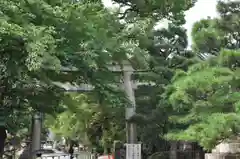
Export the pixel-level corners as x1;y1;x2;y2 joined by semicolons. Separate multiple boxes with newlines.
205;153;240;159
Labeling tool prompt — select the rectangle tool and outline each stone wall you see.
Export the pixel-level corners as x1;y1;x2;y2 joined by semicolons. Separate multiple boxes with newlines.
212;143;240;153
205;153;240;159
206;142;240;159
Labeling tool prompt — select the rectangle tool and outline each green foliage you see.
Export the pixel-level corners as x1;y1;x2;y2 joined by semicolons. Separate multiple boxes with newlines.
3;0;232;155
191;18;224;54
0;0;148;140
132;11;198;154
166;49;240;150
165;1;240;150
44;0;199;153
0;0;65;138
113;0;196;21
45;94;96;144
191;1;240;54
167;113;240;150
46;93;125;150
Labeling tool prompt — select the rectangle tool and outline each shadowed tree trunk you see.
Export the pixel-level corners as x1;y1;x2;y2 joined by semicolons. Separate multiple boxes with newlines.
0;126;7;157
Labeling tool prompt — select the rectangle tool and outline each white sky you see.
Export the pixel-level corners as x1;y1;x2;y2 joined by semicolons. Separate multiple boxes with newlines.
184;0;218;46
102;0;219;47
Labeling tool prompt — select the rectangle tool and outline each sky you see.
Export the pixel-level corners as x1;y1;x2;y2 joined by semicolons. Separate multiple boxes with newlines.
184;0;218;46
102;0;219;47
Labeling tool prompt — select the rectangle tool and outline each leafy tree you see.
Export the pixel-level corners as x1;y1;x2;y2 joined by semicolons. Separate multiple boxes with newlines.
78;0;198;156
60;0;198;153
166;49;240;150
45;94;96;145
191;1;240;54
0;0;65;155
133;32;196;156
46;92;126;153
164;1;240;150
127;4;198;156
0;0;149;155
113;0;196;21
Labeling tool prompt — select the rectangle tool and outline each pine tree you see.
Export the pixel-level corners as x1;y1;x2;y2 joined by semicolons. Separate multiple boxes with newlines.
165;1;240;150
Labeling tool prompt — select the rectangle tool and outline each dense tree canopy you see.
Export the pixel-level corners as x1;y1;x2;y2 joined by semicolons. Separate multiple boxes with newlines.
0;0;148;155
113;0;196;22
165;1;240;150
166;49;240;150
44;0;197;155
2;0;240;157
191;1;240;54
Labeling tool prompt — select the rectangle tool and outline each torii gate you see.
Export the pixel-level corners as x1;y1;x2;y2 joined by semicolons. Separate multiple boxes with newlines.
53;62;139;143
31;62;151;158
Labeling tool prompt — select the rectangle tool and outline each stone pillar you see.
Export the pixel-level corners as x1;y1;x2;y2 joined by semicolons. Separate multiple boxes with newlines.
170;142;177;159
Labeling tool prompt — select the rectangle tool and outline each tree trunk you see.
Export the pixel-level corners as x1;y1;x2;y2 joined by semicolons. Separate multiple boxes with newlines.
0;126;7;157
